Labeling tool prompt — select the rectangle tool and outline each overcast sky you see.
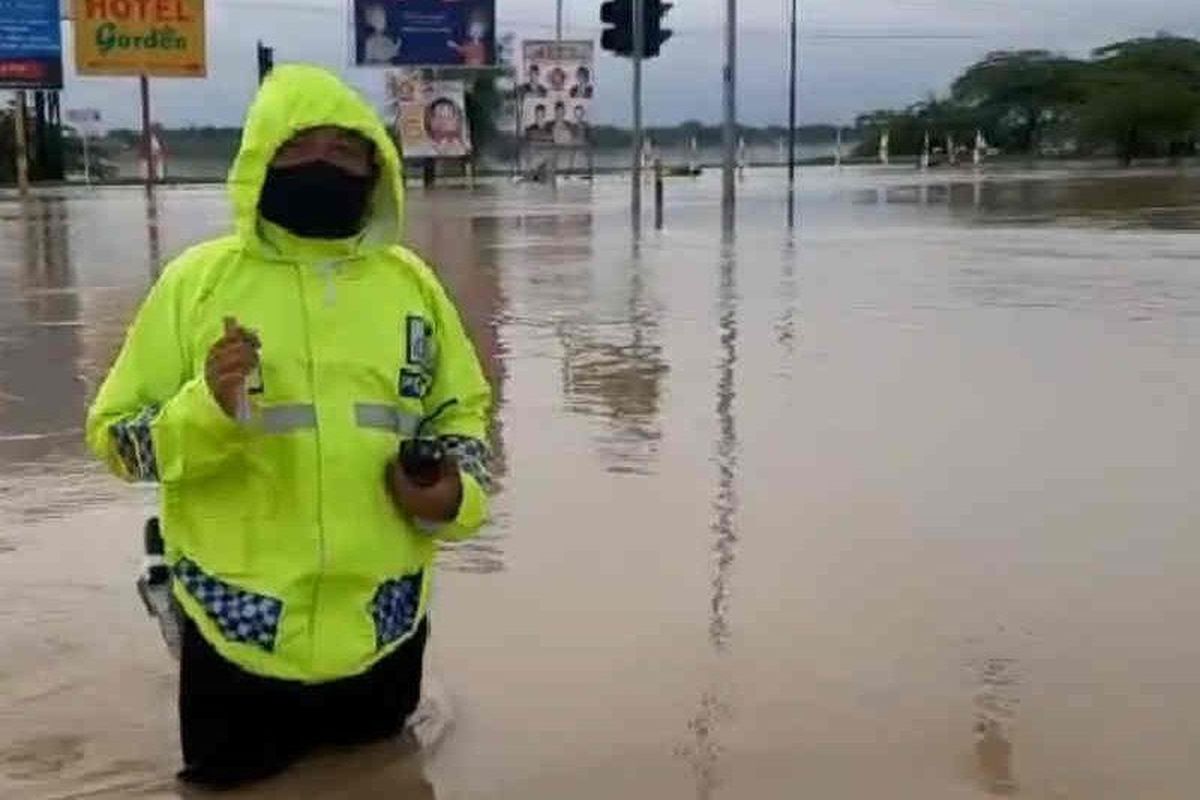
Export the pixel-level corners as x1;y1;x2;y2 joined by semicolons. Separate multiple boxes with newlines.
56;0;1200;129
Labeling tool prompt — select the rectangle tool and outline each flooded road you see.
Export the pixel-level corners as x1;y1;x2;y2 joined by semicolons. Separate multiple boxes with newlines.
2;166;1200;798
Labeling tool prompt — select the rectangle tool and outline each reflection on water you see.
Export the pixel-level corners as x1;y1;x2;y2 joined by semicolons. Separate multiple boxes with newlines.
0;194;168;526
146;191;162;278
775;235;798;361
708;244;739;654
853;170;1200;231
677;689;730;800
971;655;1021;795
0;199;85;472
3;198;80;448
678;243;741;800
407;200;513;575
560;251;667;476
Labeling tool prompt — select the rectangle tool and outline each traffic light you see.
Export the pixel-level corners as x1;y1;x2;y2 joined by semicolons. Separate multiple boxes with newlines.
644;0;673;58
600;0;673;59
600;0;633;57
256;41;275;84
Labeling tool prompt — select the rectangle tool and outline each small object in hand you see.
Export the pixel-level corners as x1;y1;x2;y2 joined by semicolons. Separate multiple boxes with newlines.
397;398;460;488
222;316;263;420
399;437;446;488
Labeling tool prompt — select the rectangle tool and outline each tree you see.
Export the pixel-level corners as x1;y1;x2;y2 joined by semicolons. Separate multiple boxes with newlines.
1079;36;1200;164
951;50;1085;153
854;108;924;157
1092;35;1200;89
463;31;516;163
464;74;502;161
853;96;981;158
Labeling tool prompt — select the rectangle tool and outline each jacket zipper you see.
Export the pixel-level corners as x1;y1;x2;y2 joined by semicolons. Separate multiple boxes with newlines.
297;261;327;668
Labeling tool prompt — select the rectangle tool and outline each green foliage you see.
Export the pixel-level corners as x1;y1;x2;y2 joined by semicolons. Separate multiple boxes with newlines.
464;74;502;163
858;34;1200;164
0;107;15;184
462;32;515;164
951;50;1085;151
1079;37;1200;163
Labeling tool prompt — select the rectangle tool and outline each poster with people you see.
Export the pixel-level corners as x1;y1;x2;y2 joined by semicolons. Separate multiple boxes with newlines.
355;0;495;67
520;40;593;147
386;70;473;158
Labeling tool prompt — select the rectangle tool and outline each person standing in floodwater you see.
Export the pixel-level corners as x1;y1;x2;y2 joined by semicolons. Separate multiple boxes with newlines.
85;64;492;788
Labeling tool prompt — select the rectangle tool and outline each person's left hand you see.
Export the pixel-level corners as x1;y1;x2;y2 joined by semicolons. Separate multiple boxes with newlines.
385;457;463;525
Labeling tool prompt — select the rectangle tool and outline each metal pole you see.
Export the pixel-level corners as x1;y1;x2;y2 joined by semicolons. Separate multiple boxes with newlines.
556;0;563;41
14;90;30;197
140;75;155;194
82;130;92;185
654;158;663;229
721;0;737;218
632;0;644;224
786;0;797;225
514;88;523;179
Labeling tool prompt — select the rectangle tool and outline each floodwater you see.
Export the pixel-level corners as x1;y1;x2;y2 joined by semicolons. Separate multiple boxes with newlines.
2;165;1200;799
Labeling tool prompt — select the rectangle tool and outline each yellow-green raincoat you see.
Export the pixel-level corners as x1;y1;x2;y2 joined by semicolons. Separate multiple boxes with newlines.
86;64;491;682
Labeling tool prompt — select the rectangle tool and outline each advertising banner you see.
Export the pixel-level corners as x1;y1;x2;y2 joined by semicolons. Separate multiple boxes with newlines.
354;0;494;67
520;40;593;148
386;70;472;159
0;0;63;88
73;0;206;77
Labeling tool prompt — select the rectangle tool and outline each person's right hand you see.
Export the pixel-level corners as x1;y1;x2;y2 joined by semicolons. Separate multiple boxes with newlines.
205;317;260;419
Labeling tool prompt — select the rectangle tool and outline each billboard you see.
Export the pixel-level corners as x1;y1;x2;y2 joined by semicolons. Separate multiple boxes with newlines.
386;70;472;159
354;0;494;68
520;40;593;148
73;0;206;77
0;0;63;88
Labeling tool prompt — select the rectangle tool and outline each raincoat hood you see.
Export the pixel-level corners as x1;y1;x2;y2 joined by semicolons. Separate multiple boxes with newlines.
228;64;405;253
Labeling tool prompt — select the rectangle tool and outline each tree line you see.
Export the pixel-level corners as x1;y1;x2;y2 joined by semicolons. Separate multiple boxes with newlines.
854;34;1200;164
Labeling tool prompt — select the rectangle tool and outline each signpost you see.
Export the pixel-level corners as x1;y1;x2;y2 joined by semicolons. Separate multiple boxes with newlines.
13;91;29;195
66;108;102;184
72;0;206;193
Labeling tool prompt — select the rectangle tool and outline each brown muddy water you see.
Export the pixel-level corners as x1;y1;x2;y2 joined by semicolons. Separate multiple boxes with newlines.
2;166;1200;799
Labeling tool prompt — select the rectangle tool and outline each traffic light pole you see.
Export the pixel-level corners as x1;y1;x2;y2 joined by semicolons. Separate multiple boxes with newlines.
786;0;798;227
631;0;644;225
722;0;737;220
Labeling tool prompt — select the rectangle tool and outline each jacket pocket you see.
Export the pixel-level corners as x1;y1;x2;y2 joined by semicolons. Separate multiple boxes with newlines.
368;570;424;650
175;557;284;652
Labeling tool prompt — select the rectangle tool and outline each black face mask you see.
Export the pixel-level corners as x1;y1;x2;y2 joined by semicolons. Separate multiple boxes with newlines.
258;161;374;239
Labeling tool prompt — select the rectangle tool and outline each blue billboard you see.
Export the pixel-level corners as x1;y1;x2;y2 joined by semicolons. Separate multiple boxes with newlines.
354;0;495;67
0;0;63;88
